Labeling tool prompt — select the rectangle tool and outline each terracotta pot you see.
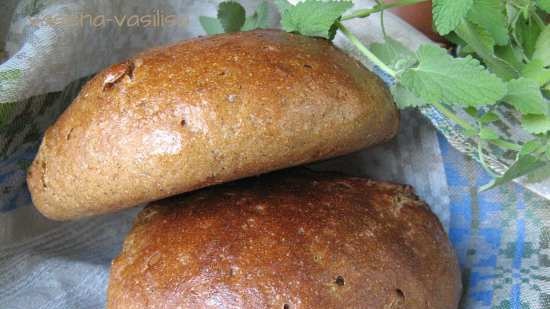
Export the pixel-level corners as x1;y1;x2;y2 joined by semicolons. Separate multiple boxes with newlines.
389;1;446;43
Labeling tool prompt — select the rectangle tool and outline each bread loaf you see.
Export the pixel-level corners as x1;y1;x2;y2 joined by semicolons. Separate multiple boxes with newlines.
27;29;399;220
107;170;461;309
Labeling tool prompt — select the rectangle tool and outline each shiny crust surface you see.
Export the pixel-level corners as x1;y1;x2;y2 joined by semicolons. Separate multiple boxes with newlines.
27;30;399;220
108;170;461;309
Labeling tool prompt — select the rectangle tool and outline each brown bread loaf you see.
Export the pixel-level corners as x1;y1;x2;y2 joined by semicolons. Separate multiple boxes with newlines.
27;30;399;220
108;170;461;309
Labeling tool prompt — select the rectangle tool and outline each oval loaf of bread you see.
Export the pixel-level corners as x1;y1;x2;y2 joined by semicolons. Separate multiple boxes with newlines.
108;170;461;309
27;29;399;220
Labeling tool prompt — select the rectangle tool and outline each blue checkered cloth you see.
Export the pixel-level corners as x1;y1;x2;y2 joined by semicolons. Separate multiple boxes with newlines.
439;134;550;309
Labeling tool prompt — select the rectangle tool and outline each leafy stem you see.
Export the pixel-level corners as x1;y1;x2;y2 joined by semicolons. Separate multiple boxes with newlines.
454;21;518;81
431;102;522;152
431;101;476;132
478;141;499;177
341;0;428;21
337;23;397;77
339;20;522;154
490;138;523;152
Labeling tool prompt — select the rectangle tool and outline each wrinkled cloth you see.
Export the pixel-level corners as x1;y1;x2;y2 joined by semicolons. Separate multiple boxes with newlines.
0;0;548;308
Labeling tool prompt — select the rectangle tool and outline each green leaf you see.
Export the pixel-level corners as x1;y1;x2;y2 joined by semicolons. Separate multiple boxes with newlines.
537;0;550;12
217;1;246;33
522;114;550;134
242;1;270;31
479;112;499;123
511;0;533;18
457;23;495;56
464;128;479;137
369;38;417;72
199;16;224;35
445;32;468;47
432;0;474;35
465;106;479;118
522;59;550;86
471;24;496;50
504;78;547;115
390;85;427;108
479;127;499;140
400;44;507;107
519;139;543;156
532;25;550;66
514;15;542;59
480;154;546;190
280;0;353;39
494;45;524;71
455;21;518;81
467;0;509;45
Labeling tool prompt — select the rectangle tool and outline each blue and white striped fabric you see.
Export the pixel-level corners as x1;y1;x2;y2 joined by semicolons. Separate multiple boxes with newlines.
440;134;550;309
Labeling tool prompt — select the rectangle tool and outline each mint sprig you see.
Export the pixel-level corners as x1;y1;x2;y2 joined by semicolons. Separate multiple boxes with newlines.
217;1;246;33
538;0;550;12
242;1;269;31
532;25;550;66
504;78;547;114
467;0;509;46
390;85;428;108
432;0;473;35
200;0;550;190
278;0;353;39
199;16;224;35
369;38;417;72
480;154;546;191
400;44;507;107
200;1;270;35
522;59;550;86
522;114;550;134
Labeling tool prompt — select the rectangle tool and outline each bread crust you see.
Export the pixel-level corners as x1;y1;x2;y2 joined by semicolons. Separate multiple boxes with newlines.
107;169;461;309
27;29;399;220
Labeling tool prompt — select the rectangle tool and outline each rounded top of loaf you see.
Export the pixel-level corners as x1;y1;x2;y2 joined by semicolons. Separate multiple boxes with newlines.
27;29;399;220
108;170;461;309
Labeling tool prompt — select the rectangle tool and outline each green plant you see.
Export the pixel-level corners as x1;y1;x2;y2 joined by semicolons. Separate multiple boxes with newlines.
200;0;550;190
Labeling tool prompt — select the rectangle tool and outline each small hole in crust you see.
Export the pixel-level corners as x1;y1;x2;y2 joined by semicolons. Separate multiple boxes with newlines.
283;304;290;309
66;128;74;140
388;289;405;308
304;64;312;69
395;289;404;299
335;276;345;286
180;119;186;127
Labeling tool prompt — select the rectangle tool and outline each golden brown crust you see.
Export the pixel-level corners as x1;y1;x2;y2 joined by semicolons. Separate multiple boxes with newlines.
27;29;399;220
107;169;461;309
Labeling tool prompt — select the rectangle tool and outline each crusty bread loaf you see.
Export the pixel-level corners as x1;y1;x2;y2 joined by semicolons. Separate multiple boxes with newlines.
27;29;399;220
107;169;461;309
